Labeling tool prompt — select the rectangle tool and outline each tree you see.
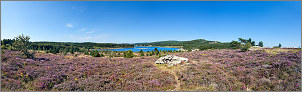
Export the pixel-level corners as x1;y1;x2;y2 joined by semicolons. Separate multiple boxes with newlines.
278;43;281;47
12;34;34;58
247;38;252;43
258;41;263;47
238;38;247;43
230;41;241;49
251;41;255;46
140;51;145;56
154;48;159;55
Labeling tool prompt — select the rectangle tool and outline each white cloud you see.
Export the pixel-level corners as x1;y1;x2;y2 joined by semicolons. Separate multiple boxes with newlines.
65;23;73;28
86;31;95;34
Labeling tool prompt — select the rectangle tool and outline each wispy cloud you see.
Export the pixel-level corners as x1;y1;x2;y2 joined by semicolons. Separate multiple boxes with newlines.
65;23;74;28
84;37;92;40
86;31;95;34
77;28;86;32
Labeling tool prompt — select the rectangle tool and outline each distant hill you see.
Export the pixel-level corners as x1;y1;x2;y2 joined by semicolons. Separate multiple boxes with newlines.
135;39;231;50
135;39;220;46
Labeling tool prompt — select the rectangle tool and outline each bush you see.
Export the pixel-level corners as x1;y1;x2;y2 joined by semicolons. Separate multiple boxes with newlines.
240;42;252;52
90;50;101;57
125;50;134;58
1;45;6;49
230;41;242;49
84;50;89;55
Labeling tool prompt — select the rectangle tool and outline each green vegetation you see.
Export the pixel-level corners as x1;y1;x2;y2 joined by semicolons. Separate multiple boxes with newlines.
90;50;102;57
11;34;34;59
139;50;145;56
237;38;257;52
273;43;282;48
2;34;268;59
258;41;264;47
84;50;89;55
230;41;241;49
125;50;134;58
136;39;232;51
1;38;134;55
240;42;252;52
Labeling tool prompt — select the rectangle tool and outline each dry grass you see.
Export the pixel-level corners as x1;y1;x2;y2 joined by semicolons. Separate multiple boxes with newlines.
263;48;300;55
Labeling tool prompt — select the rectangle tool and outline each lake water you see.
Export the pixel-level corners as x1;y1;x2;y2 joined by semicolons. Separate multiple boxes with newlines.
99;46;180;52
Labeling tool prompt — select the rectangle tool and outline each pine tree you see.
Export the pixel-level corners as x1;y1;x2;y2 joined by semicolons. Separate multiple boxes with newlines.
258;41;263;47
154;48;159;55
251;41;255;46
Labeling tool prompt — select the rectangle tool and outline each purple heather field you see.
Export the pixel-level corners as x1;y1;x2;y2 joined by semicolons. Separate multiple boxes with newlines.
1;48;301;91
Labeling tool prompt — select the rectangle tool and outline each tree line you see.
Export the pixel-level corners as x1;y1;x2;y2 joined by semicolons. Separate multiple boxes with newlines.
1;34;181;58
2;34;273;59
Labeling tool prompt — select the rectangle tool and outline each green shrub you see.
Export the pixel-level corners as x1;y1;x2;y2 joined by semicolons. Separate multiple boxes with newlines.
240;42;252;52
1;45;6;49
125;50;134;58
84;50;89;55
90;50;101;57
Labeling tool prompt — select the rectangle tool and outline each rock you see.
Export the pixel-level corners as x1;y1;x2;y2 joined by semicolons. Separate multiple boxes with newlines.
262;64;271;69
260;78;271;83
167;64;173;67
155;55;188;65
25;59;35;62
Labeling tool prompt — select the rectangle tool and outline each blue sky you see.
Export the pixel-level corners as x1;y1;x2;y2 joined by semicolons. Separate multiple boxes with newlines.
1;1;301;47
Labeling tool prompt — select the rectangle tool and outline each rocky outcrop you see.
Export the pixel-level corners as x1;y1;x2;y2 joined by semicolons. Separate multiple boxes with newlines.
155;55;188;65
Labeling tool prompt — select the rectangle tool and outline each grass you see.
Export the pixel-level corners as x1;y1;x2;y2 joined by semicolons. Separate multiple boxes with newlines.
263;48;300;55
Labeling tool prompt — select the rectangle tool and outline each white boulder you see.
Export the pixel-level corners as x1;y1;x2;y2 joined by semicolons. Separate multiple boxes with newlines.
155;55;188;65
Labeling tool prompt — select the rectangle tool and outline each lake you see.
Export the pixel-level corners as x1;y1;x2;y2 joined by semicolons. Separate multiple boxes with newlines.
99;46;180;52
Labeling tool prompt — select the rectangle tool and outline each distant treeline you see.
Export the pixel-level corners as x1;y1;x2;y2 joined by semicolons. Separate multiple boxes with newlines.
1;39;134;54
135;38;263;51
135;39;232;50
